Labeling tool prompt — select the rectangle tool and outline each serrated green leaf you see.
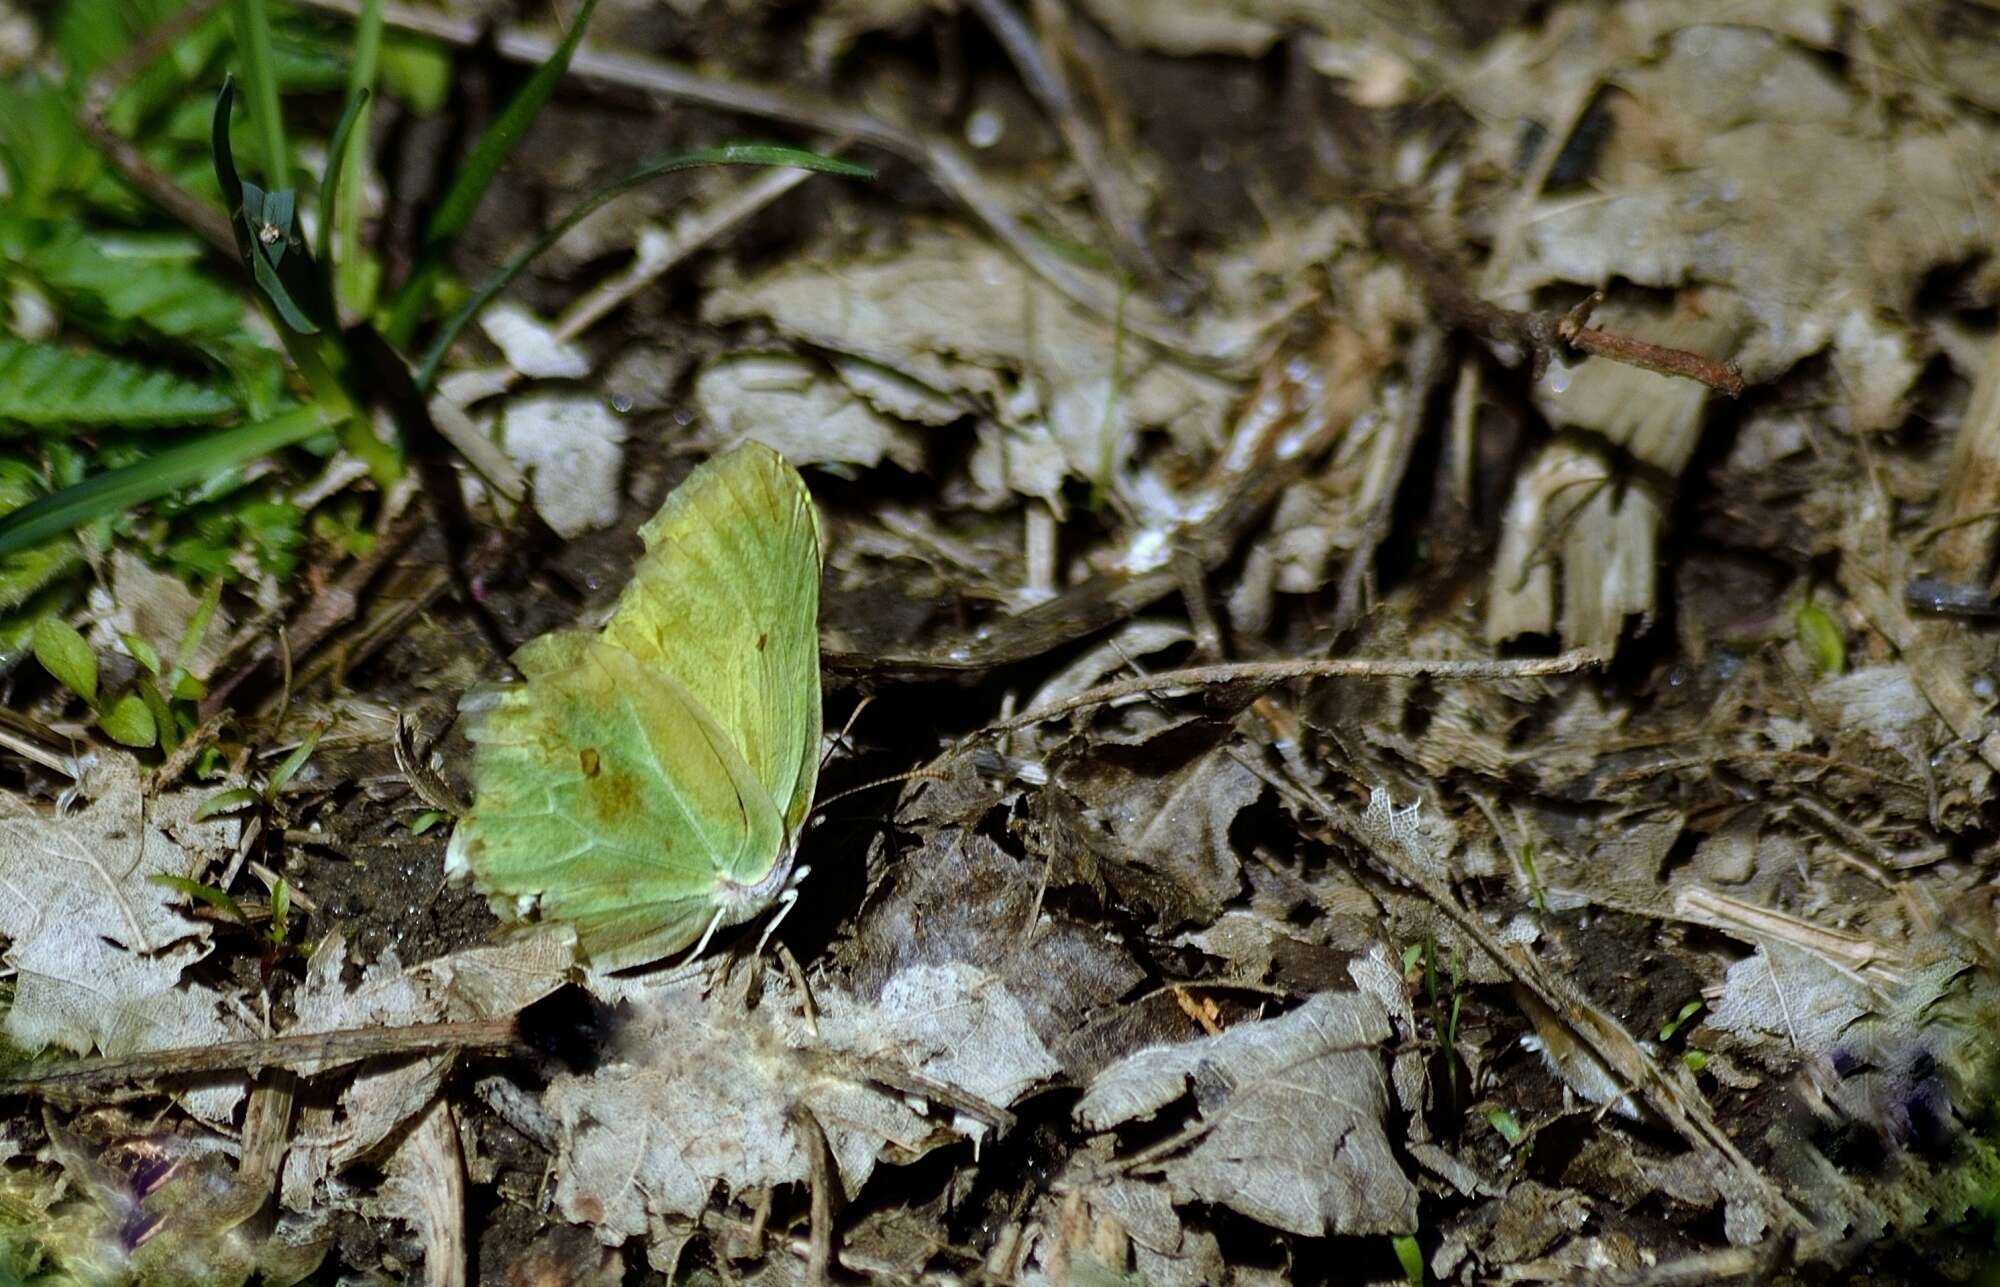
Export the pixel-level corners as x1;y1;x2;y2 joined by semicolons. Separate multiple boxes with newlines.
98;691;158;746
0;74;105;209
194;785;262;820
149;872;248;923
32;616;96;705
0;214;247;342
54;0;189;84
0;338;239;429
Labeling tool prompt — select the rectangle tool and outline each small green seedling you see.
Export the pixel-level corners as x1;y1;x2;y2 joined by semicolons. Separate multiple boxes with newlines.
31;579;221;752
1486;1108;1526;1146
1660;998;1704;1042
1517;839;1548;916
195;722;324;821
1794;600;1846;676
1392;1233;1424;1286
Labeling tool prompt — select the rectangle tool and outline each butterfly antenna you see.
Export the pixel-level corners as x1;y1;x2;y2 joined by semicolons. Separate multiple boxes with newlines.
819;694;874;775
810;768;948;819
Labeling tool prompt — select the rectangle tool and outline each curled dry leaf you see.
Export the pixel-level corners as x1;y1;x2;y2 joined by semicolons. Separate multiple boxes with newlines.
548;960;1057;1267
0;752;240;1059
1075;990;1418;1237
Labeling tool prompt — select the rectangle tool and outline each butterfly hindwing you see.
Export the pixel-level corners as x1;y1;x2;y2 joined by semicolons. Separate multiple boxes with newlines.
458;640;786;969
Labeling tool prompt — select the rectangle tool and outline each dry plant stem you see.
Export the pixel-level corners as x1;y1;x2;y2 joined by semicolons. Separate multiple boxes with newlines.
291;0;1224;368
396;713;470;815
790;1104;838;1287
1237;750;1813;1236
0;718;79;780
1335;326;1446;630
0;1018;521;1096
407;1098;471;1287
965;0;1159;284
236;1070;297;1194
994;650;1596;728
832;321;1383;674
1374;212;1745;398
1925;325;2000;584
200;502;429;720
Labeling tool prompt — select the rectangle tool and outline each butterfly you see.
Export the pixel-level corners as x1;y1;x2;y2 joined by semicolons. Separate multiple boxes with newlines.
448;442;823;970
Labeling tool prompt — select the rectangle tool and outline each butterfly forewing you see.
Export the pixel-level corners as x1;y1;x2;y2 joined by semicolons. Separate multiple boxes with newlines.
604;442;825;856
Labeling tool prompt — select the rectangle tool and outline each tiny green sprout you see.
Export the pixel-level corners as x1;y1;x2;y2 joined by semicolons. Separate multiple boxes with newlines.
194;786;264;821
1682;1050;1709;1074
265;725;325;797
1402;941;1426;975
408;809;448;836
1517;840;1548;916
1660;998;1704;1042
268;878;291;946
1487;1108;1527;1146
1392;1233;1424;1286
1794;601;1846;676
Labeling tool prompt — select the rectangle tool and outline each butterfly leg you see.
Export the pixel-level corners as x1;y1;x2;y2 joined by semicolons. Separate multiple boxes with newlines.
751;864;811;958
688;904;729;960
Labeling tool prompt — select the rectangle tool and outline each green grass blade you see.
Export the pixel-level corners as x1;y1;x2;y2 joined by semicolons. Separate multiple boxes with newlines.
229;0;289;184
0;407;336;557
315;87;370;273
332;0;384;313
0;337;240;429
413;145;872;390
382;0;603;345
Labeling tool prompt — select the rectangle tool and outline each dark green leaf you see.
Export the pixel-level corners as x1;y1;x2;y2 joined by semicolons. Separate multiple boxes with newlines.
383;0;604;344
0;406;336;558
316;86;371;276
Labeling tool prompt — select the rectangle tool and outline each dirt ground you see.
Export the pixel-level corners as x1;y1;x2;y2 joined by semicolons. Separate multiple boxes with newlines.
9;0;2000;1283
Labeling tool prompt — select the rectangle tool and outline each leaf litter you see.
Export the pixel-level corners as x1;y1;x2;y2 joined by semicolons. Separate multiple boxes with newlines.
7;0;2000;1282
